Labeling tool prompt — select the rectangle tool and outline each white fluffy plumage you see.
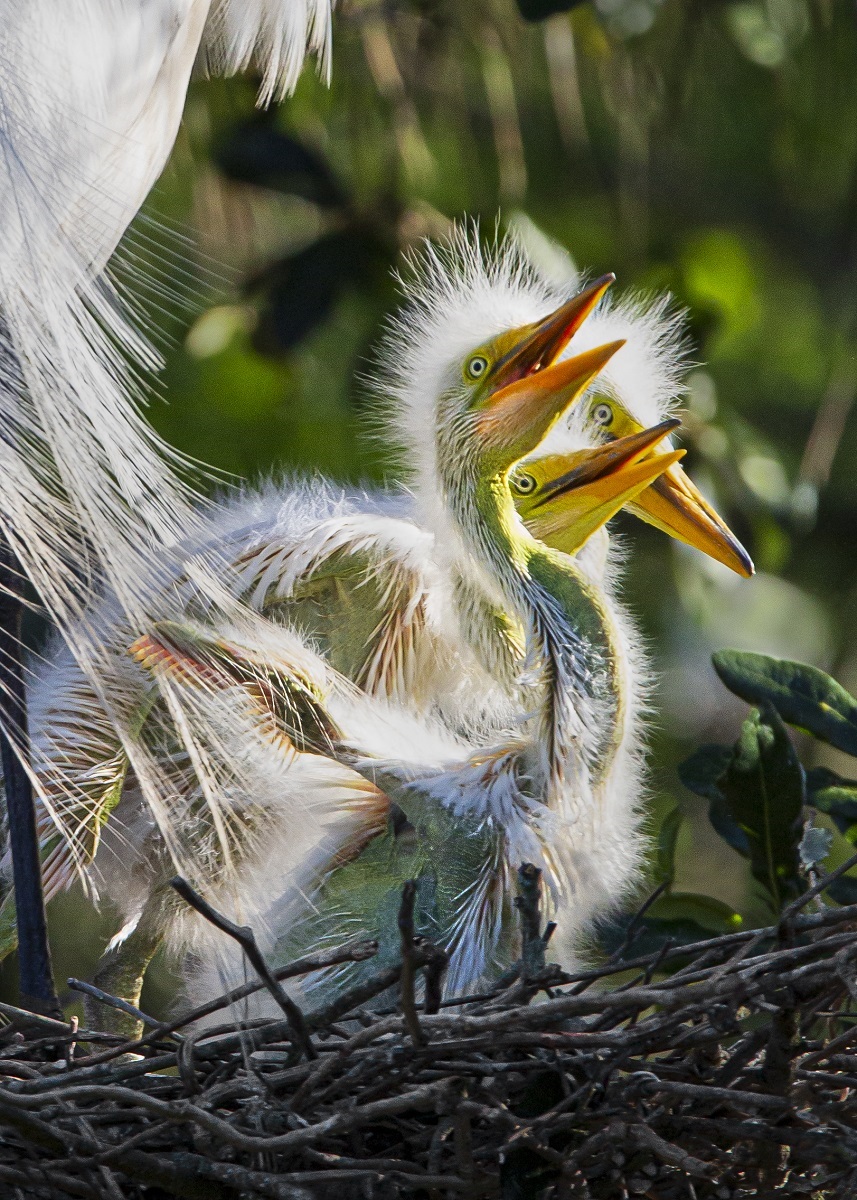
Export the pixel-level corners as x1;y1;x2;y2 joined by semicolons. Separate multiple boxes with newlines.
15;230;695;1009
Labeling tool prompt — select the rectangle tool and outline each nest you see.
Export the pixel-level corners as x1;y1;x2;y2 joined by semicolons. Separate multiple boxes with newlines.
1;866;856;1200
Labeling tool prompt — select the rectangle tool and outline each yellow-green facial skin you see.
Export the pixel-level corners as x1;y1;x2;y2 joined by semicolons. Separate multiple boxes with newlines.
509;390;641;526
511;389;753;578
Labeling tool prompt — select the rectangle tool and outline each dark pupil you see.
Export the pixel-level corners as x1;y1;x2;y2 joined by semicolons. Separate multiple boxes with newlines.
515;475;534;493
596;405;611;424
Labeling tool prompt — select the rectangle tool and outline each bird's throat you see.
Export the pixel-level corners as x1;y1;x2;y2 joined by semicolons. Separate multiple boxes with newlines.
468;471;622;787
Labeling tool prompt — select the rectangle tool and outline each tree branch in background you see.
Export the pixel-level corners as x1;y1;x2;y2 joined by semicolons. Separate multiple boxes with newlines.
0;539;59;1018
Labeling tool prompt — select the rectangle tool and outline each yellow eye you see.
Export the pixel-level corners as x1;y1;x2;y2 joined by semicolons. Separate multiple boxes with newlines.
592;401;613;427
510;471;537;496
466;355;489;380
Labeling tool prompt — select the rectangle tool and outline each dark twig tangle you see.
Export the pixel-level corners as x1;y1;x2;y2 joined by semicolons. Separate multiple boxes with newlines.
0;876;853;1197
169;876;317;1061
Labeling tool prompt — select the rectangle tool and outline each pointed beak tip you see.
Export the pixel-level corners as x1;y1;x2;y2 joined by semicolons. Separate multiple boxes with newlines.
635;467;756;578
579;337;626;377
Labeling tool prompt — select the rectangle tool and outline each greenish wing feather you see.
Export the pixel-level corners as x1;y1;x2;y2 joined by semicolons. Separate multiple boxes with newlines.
243;540;431;700
264;551;397;685
271;785;514;995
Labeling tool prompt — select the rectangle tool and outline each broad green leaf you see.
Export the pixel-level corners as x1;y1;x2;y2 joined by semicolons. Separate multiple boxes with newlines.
713;650;857;757
720;702;805;911
677;744;733;801
655;807;684;885
648;892;743;932
677;744;750;855
709;794;752;856
806;766;857;834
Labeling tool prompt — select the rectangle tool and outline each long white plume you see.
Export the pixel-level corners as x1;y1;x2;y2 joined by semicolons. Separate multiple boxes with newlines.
0;0;333;904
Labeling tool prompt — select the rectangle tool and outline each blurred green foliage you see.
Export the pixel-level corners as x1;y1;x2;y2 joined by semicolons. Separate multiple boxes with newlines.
13;0;856;1008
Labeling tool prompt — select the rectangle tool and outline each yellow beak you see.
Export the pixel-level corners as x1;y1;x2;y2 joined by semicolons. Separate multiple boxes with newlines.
627;460;754;577
521;420;686;556
477;276;620;461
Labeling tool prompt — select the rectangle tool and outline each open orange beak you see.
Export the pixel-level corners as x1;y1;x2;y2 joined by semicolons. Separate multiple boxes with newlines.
627;461;754;578
519;420;685;555
477;276;621;461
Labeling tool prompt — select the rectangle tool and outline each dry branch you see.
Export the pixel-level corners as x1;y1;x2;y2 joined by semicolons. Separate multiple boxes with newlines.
0;877;855;1198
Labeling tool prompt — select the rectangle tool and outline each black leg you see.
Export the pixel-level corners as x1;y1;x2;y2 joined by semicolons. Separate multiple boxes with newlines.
0;537;59;1016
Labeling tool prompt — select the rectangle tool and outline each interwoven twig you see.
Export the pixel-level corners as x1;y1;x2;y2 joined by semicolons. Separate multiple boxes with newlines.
0;874;856;1198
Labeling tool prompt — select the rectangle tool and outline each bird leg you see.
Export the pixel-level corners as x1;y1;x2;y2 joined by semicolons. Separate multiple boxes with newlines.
85;890;168;1039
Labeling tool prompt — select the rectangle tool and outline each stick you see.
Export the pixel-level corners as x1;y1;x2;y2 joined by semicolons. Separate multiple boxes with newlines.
398;880;426;1046
64;939;379;1071
175;936;378;1030
422;941;449;1015
0;539;59;1016
515;862;555;980
67;979;168;1035
0;999;72;1035
169;877;316;1061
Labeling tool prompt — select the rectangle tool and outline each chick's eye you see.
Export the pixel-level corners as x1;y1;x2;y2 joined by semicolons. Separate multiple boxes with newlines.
592;402;613;427
467;355;489;380
511;472;537;496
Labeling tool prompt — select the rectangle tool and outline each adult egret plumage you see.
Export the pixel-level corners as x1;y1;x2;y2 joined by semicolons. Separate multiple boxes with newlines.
0;0;334;629
8;233;751;1020
0;0;334;1003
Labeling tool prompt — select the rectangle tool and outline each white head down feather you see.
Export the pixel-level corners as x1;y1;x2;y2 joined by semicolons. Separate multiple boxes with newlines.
373;225;689;539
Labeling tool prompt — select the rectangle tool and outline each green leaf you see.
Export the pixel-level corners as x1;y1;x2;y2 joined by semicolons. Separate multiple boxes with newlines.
719;702;806;911
677;744;751;855
709;795;752;856
713;650;857;757
806;767;857;834
655;807;684;886
216;121;346;208
648;892;743;932
677;744;733;801
251;230;381;357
